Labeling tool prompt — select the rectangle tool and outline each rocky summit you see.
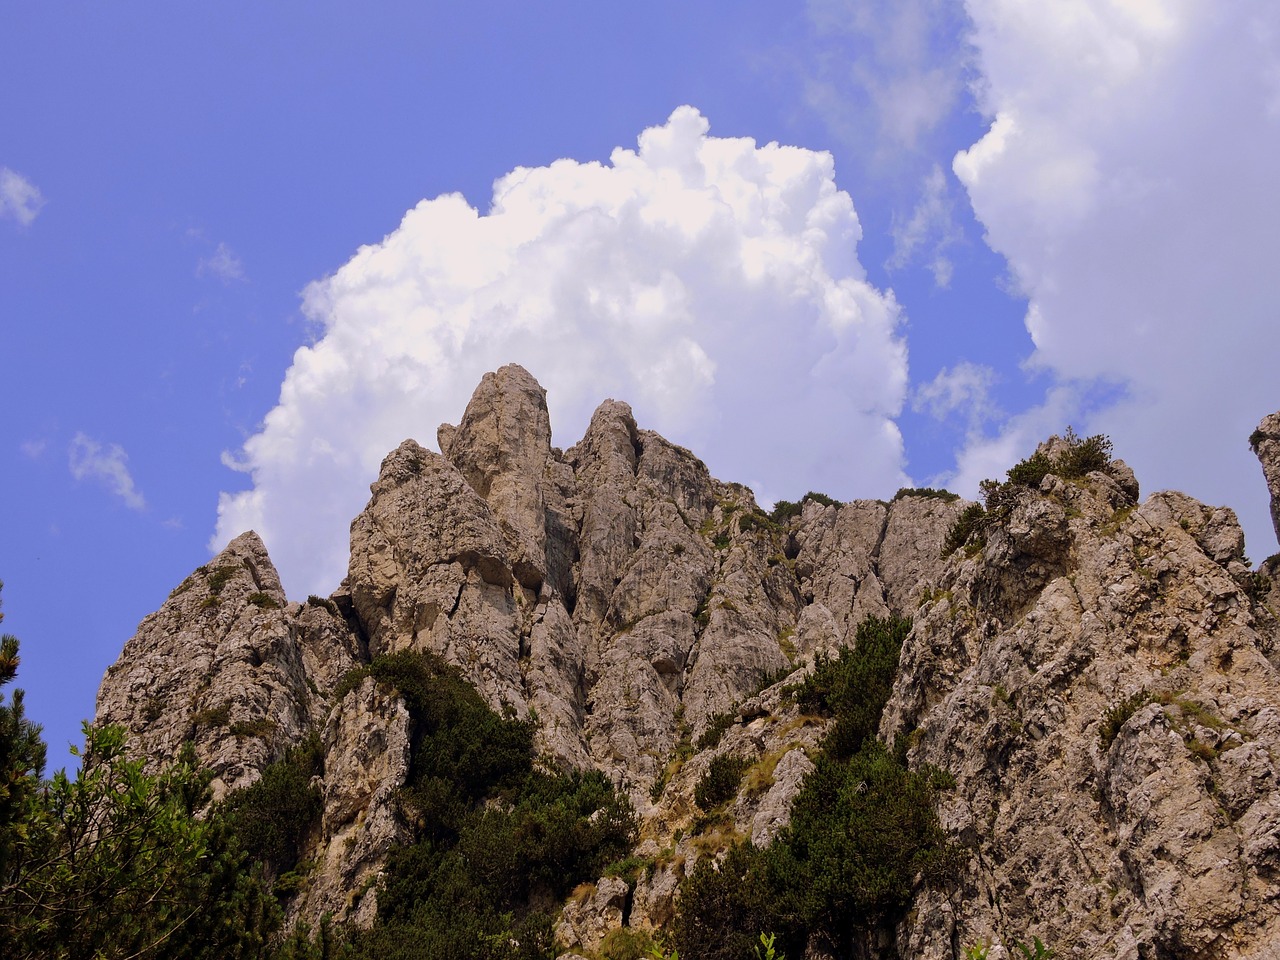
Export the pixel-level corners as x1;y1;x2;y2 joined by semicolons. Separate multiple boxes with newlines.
97;366;1280;959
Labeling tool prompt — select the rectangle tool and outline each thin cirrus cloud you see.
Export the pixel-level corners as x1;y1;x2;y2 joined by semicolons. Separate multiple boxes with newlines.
804;0;971;165
887;163;961;287
197;242;246;283
69;433;147;511
948;0;1280;553
214;106;910;598
0;167;45;225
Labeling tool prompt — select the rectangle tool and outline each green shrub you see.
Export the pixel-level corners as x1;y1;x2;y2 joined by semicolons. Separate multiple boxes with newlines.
793;615;911;761
1004;451;1055;490
205;564;239;595
774;740;962;952
1054;429;1112;478
674;612;959;960
696;711;735;750
1013;937;1055;959
893;487;960;502
229;717;276;739
672;842;787;960
1099;690;1153;748
942;503;988;556
736;511;779;535
943;429;1114;556
695;754;748;810
223;734;324;882
305;594;341;617
803;491;839;508
189;703;231;729
769;492;838;526
332;651;636;960
247;592;280;610
600;926;656;960
768;500;802;525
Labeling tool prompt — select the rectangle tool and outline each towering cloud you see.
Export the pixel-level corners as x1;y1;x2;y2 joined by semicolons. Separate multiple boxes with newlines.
215;108;908;596
952;1;1280;551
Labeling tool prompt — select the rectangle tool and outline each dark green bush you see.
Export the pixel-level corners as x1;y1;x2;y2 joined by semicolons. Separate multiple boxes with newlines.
803;491;839;508
223;734;324;882
206;564;239;595
774;740;961;953
1004;451;1055;489
331;651;635;960
1099;690;1153;748
793;615;911;761
674;612;959;960
696;711;735;750
892;487;960;502
736;511;779;535
673;842;789;960
942;502;988;556
599;926;656;960
942;430;1115;556
769;500;802;525
769;492;839;526
1053;429;1112;478
336;651;535;817
695;754;748;810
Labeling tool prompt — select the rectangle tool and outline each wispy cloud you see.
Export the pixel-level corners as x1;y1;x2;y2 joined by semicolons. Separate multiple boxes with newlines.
69;433;146;511
197;242;246;283
887;164;962;286
803;0;971;167
0;167;45;226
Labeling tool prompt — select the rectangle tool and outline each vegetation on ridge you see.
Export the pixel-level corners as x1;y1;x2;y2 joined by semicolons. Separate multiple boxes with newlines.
943;428;1114;555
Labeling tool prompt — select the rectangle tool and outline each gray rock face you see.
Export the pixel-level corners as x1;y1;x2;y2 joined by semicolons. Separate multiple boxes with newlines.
883;464;1280;959
1253;412;1280;549
299;675;411;928
96;370;1280;956
96;532;319;799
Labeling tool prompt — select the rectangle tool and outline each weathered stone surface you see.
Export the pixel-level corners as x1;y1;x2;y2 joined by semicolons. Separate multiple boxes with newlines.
345;439;527;714
1254;412;1280;549
442;363;555;591
554;876;629;954
883;452;1280;960
297;675;410;928
96;531;319;799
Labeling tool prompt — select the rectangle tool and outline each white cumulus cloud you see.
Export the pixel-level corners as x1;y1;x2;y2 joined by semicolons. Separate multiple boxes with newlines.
69;434;146;511
951;1;1280;553
0;167;45;225
214;107;910;597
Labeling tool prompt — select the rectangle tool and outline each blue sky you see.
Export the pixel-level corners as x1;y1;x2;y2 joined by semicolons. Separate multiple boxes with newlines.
3;1;1278;766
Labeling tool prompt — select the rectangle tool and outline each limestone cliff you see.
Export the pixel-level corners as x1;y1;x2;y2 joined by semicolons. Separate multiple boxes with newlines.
96;367;1280;957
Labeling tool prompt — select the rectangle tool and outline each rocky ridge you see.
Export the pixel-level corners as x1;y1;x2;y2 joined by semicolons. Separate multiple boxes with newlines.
96;369;1280;958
